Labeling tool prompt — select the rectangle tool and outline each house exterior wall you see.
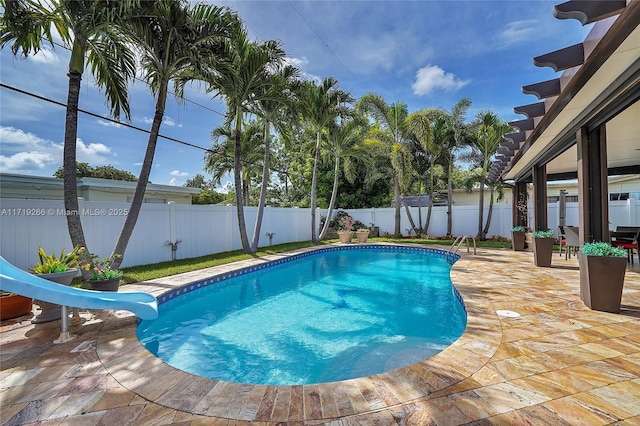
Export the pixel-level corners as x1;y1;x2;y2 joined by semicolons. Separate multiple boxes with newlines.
0;173;197;204
450;175;640;206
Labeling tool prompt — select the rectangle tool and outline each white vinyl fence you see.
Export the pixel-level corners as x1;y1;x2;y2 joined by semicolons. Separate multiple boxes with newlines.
1;198;638;270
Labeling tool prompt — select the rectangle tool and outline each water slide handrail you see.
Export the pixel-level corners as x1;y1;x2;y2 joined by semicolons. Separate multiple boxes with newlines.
0;256;158;321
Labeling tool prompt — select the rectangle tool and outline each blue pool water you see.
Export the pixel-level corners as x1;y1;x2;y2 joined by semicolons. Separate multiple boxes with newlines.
137;246;467;385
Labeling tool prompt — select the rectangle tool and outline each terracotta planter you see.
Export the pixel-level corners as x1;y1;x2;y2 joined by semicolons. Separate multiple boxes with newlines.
579;254;627;313
356;231;369;243
0;293;32;320
86;277;120;292
532;237;555;267
511;231;526;251
32;268;78;323
337;232;354;244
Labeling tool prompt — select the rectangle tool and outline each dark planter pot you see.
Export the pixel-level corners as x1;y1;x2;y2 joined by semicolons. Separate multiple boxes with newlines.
86;277;120;292
579;254;627;313
32;268;78;323
532;237;555;267
1;293;33;320
511;231;526;251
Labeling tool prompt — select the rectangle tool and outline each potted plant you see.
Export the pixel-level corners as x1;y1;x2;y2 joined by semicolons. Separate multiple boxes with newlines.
334;211;355;244
511;226;528;251
356;228;370;243
30;246;83;323
532;230;555;267
81;253;122;292
579;242;627;313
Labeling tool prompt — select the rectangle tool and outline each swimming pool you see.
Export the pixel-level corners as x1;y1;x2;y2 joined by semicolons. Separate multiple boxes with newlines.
137;245;467;385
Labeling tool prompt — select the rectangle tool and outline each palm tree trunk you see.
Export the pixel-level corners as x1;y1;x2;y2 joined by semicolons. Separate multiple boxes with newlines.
393;178;401;237
425;196;433;236
233;109;251;252
110;108;163;268
446;156;453;237
403;201;417;235
250;121;271;253
63;70;88;252
310;130;321;243
483;185;495;238
242;176;250;206
477;179;486;240
417;194;423;234
319;156;340;240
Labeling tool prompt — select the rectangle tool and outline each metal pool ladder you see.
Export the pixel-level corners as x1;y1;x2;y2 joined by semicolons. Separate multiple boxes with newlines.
447;235;477;258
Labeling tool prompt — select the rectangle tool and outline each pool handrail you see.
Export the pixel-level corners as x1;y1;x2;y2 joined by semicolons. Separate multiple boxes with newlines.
448;235;477;256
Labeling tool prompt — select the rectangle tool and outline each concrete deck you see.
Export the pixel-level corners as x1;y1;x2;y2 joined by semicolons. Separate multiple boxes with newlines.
1;245;639;425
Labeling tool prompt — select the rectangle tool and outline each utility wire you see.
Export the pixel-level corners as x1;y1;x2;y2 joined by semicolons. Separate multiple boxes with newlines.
0;82;214;152
0;82;292;176
287;1;367;94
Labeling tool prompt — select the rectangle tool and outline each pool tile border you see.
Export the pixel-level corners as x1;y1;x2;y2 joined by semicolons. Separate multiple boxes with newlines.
156;244;461;307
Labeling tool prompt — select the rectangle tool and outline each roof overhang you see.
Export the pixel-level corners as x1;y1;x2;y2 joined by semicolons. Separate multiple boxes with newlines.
497;0;640;183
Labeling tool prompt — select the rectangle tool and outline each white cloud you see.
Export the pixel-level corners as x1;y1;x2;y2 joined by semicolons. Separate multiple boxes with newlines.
412;65;470;96
285;56;309;68
141;115;179;126
495;20;537;49
75;138;113;165
0;126;61;150
30;47;60;64
170;170;189;177
98;119;122;128
0;126;62;172
168;177;178;186
0;151;56;172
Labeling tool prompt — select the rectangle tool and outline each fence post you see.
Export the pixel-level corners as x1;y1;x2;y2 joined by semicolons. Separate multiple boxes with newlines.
226;204;233;251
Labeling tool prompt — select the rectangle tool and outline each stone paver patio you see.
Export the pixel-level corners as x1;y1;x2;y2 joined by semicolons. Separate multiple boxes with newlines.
1;244;639;425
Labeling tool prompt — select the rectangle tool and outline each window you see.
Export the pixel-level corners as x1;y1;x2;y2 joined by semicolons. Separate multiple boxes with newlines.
610;193;629;201
126;197;166;204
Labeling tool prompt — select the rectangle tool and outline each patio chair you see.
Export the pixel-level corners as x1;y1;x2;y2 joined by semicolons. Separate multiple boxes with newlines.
558;226;566;257
563;226;580;259
611;227;640;265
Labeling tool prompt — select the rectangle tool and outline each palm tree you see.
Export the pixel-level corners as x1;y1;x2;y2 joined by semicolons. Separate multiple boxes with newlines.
405;109;438;234
204;22;288;253
442;98;472;236
468;111;512;240
357;93;410;237
110;0;238;267
206;120;265;206
318;115;369;240
297;77;353;243
1;0;137;253
246;65;300;252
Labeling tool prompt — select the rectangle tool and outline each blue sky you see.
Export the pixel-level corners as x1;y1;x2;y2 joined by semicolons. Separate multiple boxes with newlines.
0;1;592;188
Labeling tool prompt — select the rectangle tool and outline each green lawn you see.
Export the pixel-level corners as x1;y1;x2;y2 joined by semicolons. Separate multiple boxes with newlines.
117;238;512;284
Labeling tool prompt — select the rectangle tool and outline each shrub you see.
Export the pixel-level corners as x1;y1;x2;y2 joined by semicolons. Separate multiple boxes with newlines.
532;230;554;238
580;242;627;257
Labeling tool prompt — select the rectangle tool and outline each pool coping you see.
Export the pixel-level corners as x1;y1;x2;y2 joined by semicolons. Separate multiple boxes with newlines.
97;243;502;422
